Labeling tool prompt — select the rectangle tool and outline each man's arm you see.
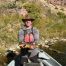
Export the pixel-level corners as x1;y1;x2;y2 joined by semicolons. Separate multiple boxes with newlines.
18;29;24;44
33;28;39;44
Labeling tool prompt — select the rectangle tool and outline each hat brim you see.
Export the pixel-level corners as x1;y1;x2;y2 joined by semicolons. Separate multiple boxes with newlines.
22;19;34;22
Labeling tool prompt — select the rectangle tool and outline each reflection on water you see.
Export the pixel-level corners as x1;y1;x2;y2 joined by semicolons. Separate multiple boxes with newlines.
43;41;66;66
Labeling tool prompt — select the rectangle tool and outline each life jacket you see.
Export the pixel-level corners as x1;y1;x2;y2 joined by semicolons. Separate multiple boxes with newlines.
24;28;34;43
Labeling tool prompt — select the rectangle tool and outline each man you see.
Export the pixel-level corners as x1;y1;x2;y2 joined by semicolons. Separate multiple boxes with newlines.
15;16;39;66
18;16;39;48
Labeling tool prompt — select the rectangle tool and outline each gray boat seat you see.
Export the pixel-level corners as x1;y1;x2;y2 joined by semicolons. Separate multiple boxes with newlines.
23;63;40;66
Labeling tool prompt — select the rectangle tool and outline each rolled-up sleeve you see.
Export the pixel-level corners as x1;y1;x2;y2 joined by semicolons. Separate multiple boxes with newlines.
18;29;24;43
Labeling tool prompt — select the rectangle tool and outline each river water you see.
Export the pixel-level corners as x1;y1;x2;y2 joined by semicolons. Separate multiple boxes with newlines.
43;41;66;66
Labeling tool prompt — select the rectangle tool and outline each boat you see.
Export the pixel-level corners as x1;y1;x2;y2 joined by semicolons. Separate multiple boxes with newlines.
7;48;62;66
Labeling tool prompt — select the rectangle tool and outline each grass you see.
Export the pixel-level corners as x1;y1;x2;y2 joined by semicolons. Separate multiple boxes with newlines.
0;0;66;45
0;0;66;65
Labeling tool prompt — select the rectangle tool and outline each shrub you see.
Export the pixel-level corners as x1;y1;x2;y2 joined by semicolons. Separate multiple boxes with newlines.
57;12;66;18
23;3;42;21
55;6;58;9
60;8;64;11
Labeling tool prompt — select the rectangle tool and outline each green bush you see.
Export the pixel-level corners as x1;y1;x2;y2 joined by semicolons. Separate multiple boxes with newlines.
57;12;66;18
55;6;58;9
60;8;64;11
23;3;42;21
0;1;16;9
0;0;66;45
7;2;17;9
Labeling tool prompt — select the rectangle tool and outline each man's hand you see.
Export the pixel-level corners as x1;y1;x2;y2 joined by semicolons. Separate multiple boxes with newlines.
19;44;25;48
19;43;36;49
32;42;36;45
30;43;36;49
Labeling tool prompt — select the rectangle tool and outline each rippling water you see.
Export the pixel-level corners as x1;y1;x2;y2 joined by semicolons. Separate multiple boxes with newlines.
43;41;66;66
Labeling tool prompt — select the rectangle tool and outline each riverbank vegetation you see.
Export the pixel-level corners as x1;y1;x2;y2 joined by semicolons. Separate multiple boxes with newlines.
0;0;66;46
0;0;66;66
